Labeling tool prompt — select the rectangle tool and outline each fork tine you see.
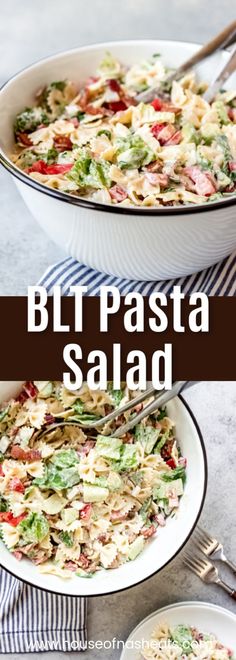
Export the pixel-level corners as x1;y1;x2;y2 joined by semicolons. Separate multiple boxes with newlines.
196;527;213;543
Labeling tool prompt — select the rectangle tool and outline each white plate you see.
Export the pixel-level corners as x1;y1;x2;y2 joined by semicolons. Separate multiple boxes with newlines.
0;382;207;596
120;601;236;659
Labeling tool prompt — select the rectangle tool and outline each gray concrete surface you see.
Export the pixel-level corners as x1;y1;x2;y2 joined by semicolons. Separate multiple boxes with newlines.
2;380;236;659
1;0;236;293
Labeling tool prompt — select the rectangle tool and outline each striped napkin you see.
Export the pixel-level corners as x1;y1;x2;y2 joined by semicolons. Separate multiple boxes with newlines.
38;252;236;296
0;567;87;653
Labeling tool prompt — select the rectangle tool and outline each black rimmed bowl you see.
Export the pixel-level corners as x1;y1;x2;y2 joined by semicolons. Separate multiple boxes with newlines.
0;381;207;597
0;40;236;281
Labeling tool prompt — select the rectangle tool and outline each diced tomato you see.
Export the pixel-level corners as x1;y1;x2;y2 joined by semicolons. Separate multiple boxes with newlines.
165;129;182;145
145;172;169;187
0;512;26;526
27;160;73;175
0;465;4;477
229;161;236;171
151;123;166;138
11;446;41;462
141;525;156;538
108;79;121;93
9;478;25;494
24;381;38;399
80;504;92;520
107;100;127;113
16;132;33;146
185;166;216;196
78;553;90;569
166;458;176;469
109;184;128;202
45;163;73;174
151;98;163;111
53;135;73;151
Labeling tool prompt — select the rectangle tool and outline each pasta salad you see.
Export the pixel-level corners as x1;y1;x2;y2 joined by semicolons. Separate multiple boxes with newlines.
141;621;235;659
11;53;236;208
0;382;186;578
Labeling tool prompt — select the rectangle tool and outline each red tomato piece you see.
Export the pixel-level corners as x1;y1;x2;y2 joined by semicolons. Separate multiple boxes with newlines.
151;98;163;111
0;465;4;477
45;163;73;174
151;123;166;138
229;161;236;171
80;504;92;520
109;184;128;202
9;478;25;493
166;458;176;469
27;160;47;174
0;512;26;526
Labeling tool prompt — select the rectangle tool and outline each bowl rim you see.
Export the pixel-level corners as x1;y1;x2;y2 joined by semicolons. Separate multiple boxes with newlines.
0;38;236;217
0;393;208;598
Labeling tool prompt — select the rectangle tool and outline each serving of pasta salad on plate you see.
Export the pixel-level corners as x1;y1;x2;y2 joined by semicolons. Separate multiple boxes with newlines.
0;382;186;578
140;622;235;659
11;53;236;208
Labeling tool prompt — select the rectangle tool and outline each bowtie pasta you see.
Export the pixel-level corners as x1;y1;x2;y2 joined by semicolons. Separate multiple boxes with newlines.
141;621;235;659
11;53;236;208
0;382;186;577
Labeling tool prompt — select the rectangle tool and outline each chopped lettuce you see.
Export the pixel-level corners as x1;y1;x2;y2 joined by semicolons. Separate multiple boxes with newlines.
0;497;7;512
14;107;49;133
170;625;193;654
117;444;139;471
95;435;122;460
68;150;111;189
154;430;171;453
128;536;145;560
51;449;79;468
59;531;74;547
139;497;152;522
162;465;186;482
134;424;160;453
213;100;230;126
18;513;49;543
0;406;9;423
34;462;80;490
116;134;154;169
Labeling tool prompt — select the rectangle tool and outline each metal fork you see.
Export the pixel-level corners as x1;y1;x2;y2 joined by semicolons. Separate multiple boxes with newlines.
136;20;236;103
193;527;236;573
183;550;236;600
35;380;198;440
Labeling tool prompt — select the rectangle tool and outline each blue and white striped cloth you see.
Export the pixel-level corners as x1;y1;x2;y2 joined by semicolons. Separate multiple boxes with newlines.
0;567;87;653
39;252;236;296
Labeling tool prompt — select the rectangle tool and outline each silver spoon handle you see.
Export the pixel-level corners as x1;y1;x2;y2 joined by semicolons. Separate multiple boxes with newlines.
112;381;198;437
168;21;236;83
204;46;236;103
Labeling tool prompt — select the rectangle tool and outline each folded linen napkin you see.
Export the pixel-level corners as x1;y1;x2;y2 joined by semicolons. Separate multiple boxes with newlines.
38;251;236;296
0;567;87;653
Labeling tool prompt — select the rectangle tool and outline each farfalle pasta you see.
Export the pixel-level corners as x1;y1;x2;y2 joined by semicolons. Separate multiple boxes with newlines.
10;53;236;208
141;621;235;659
0;381;186;577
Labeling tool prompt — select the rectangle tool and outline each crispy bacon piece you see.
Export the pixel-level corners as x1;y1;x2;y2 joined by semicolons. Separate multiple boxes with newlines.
109;184;128;202
9;477;25;493
161;438;174;460
184;166;216;196
70;117;79;127
110;510;127;522
0;465;4;477
65;561;78;572
78;554;90;569
11;446;41;462
154;513;166;527
16;132;33;146
146;160;161;173
24;381;38;399
229;161;236;171
141;525;156;538
145;172;169;187
78;440;96;456
165;129;182;145
53;135;73;151
13;551;23;560
108;78;122;93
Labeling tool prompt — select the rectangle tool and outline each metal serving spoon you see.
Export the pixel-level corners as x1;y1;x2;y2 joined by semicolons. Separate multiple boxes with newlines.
136;20;236;103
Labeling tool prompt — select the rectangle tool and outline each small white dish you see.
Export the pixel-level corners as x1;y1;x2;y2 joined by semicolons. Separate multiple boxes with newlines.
120;601;236;659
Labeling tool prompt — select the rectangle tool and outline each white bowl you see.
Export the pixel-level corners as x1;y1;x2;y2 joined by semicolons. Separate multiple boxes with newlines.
0;381;207;597
0;40;236;281
120;601;236;659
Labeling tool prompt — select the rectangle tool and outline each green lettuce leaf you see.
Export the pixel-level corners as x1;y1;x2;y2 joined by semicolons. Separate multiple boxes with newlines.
51;449;79;469
18;513;49;543
95;436;122;461
134;424;160;453
68;150;111;189
162;465;186;483
116;134;154;169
